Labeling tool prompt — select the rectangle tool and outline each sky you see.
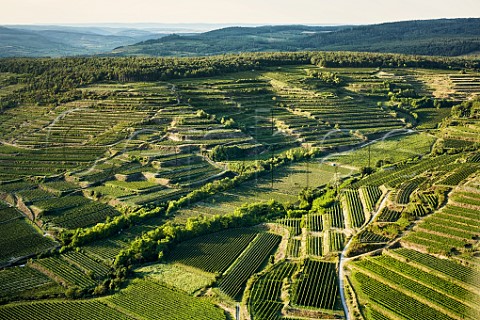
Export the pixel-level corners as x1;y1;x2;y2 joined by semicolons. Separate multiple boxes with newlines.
1;0;479;25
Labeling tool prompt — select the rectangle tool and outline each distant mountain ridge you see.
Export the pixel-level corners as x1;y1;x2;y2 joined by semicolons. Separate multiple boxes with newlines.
0;26;167;57
112;18;480;57
1;19;479;58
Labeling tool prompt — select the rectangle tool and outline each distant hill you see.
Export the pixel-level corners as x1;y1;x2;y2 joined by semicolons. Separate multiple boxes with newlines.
112;18;480;57
0;26;166;57
2;19;479;58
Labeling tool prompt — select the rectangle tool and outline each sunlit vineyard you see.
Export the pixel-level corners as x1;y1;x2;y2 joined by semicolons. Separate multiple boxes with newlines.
168;228;259;273
219;233;281;298
0;52;478;320
107;280;225;320
248;262;297;320
293;259;341;310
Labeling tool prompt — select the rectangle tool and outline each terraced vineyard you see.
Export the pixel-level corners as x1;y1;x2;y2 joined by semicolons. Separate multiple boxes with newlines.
0;207;57;267
293;259;341;310
360;185;382;212
401;180;480;255
357;230;389;243
438;165;479;186
0;205;22;223
0;265;60;303
354;272;454;320
286;238;302;258
305;214;323;232
0;54;478;320
277;217;302;235
107;280;225;320
248;262;297;320
396;178;424;204
0;300;132;320
219;233;281;298
62;251;111;279
376;207;402;222
323;203;345;228
168;228;259;273
351;250;480;320
356;259;475;318
307;235;323;256
33;257;97;289
393;249;480;287
350;176;480;319
368;255;480;308
343;189;366;228
352;153;463;188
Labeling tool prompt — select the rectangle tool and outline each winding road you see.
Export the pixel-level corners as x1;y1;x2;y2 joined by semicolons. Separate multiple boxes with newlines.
338;191;390;320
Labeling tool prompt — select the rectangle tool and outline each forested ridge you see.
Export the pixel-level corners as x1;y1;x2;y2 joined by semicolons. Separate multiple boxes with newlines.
113;18;480;57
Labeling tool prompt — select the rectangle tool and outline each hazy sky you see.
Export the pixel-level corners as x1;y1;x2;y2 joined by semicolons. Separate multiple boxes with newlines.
1;0;478;25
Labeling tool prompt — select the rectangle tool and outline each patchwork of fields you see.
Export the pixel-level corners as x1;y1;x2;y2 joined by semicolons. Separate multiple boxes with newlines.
0;56;479;320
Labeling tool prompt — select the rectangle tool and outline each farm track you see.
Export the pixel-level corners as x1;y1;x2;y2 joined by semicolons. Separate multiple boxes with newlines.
339;191;389;320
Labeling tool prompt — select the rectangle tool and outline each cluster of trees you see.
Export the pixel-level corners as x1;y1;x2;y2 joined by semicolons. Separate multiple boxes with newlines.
220;116;236;128
309;51;478;69
384;86;456;124
390;93;455;110
113;200;286;268
296;185;339;212
451;98;480;118
306;70;342;86
208;144;259;161
60;206;165;247
304;19;480;57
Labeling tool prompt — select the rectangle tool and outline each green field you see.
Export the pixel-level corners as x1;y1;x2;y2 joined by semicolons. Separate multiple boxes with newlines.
330;132;437;169
136;263;216;294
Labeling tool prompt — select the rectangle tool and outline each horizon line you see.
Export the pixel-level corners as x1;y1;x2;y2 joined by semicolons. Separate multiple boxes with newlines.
2;17;477;27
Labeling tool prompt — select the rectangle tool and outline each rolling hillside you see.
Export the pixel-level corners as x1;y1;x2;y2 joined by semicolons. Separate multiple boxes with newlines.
112;18;480;57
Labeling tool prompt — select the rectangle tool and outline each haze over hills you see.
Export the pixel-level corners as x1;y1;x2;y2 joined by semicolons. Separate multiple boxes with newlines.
1;18;479;58
0;25;170;57
0;23;252;57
